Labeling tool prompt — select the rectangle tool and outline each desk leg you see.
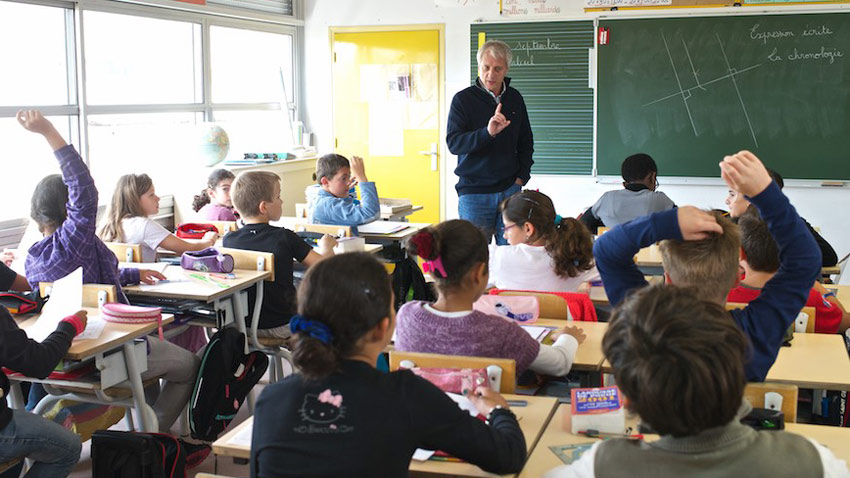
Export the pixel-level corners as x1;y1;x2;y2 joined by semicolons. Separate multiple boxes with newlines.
229;293;256;412
8;382;24;409
124;341;157;433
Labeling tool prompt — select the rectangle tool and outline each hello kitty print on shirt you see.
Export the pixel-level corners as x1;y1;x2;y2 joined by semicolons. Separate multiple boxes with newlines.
294;388;353;434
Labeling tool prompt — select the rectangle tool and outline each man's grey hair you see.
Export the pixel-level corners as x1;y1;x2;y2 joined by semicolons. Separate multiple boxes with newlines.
477;40;512;67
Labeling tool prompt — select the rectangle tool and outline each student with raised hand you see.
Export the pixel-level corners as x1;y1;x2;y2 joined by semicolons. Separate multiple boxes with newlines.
594;150;820;381
99;174;218;263
579;153;675;231
395;219;586;377
251;252;526;477
727;167;838;267
192;168;238;221
307;154;380;232
19;110;200;434
545;284;849;478
730;210;850;334
491;189;598;292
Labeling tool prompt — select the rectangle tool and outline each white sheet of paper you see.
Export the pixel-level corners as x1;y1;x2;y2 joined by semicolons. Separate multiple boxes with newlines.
26;267;83;342
119;262;169;274
412;448;436;461
446;392;480;417
357;221;409;235
368;103;404;157
75;316;106;341
228;422;254;447
521;325;551;342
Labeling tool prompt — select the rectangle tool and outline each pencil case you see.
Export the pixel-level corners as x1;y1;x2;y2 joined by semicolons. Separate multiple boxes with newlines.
180;247;234;274
176;223;217;239
102;303;164;340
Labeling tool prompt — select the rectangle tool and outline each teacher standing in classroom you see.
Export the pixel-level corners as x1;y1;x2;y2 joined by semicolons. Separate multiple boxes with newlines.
447;39;534;245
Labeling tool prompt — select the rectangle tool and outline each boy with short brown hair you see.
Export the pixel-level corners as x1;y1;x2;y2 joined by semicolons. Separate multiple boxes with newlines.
594;151;820;381
544;284;849;477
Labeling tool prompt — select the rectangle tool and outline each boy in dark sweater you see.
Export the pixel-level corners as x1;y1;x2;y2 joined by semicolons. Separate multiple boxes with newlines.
0;262;85;477
545;284;847;478
594;151;820;381
224;171;335;338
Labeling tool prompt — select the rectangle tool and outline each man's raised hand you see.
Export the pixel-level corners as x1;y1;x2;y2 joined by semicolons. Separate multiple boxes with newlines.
487;103;511;137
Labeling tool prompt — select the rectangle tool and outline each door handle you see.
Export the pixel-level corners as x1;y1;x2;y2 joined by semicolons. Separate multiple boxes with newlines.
419;142;438;171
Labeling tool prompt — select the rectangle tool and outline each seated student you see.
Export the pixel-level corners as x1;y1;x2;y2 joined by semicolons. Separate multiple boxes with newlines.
252;252;526;477
727;168;838;267
491;190;599;292
395;219;586;377
307;154;380;231
579;153;675;230
729;211;850;334
192;168;238;221
223;171;336;339
0;300;85;477
594;150;821;381
98;174;217;263
18;110;200;434
545;284;850;478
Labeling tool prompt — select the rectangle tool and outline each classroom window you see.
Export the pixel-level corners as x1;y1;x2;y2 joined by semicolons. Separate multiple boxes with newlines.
212;109;295;156
83;11;203;105
86;112;204;197
0;116;78;220
210;26;294;104
0;2;73;106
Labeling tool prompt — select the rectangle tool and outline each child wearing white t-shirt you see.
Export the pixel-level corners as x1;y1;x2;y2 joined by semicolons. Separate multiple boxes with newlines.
99;174;217;262
490;190;598;292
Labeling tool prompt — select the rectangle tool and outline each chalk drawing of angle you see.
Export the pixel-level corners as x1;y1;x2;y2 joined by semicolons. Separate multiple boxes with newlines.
642;32;762;147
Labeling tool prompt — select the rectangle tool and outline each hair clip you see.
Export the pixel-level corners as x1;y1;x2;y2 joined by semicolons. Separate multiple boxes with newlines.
554;214;563;225
422;256;448;278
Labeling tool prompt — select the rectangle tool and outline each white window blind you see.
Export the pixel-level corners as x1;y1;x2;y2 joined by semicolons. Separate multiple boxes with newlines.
206;0;292;15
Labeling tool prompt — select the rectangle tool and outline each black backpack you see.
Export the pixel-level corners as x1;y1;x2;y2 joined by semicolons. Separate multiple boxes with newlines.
91;431;185;478
189;327;268;441
391;255;436;310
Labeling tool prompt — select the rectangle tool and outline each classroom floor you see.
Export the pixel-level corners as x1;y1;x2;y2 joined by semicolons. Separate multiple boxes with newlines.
67;373;274;478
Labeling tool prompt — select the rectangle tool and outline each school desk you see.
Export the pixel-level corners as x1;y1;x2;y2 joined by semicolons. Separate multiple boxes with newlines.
383;205;424;222
271;216;431;244
123;265;271;339
12;307;175;433
599;332;850;391
536;319;608;372
823;284;850;305
211;394;559;478
519;404;850;477
637;244;839;278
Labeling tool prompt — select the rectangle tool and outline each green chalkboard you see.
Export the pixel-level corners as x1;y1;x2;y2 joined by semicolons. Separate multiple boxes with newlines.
470;21;594;175
597;13;850;180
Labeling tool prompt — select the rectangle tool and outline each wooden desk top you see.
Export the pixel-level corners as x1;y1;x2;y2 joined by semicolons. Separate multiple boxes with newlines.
520;404;850;476
824;284;850;304
272;216;430;242
123;266;271;302
536;319;608;372
602;331;850;390
766;333;850;391
212;395;559;478
17;307;174;361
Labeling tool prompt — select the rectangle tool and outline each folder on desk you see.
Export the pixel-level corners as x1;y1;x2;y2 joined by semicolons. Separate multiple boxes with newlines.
357;221;408;235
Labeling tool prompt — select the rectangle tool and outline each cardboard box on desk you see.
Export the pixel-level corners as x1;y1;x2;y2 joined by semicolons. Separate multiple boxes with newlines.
569;386;625;435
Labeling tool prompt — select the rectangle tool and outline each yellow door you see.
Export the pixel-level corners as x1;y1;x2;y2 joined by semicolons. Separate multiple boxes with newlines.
332;29;442;224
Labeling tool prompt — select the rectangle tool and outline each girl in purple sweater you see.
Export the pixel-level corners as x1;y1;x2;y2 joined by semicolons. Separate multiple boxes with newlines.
395;219;586;377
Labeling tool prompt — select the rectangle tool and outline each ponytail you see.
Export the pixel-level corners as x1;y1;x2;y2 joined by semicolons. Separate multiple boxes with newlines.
404;220;487;291
546;217;594;278
292;252;392;381
192;189;210;212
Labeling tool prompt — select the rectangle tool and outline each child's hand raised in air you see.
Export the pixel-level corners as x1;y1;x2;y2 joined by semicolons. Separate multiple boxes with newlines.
16;109;67;151
464;387;510;416
677;206;723;241
317;234;338;255
719;150;773;198
349;156;368;184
